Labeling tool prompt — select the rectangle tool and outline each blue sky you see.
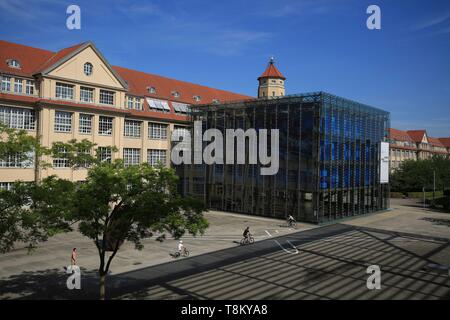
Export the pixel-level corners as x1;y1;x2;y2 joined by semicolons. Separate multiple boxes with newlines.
1;0;449;136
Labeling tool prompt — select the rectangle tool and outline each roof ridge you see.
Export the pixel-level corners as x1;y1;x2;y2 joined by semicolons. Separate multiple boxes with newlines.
113;65;252;98
35;42;87;74
0;39;54;55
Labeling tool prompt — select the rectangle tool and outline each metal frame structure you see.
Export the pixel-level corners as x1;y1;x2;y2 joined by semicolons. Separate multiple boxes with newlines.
176;92;390;223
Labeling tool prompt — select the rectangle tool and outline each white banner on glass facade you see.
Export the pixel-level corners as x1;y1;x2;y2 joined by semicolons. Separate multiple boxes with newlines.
380;142;389;184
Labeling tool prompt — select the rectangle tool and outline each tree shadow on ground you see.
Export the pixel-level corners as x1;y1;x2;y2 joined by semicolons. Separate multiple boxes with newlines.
420;217;450;227
0;267;99;299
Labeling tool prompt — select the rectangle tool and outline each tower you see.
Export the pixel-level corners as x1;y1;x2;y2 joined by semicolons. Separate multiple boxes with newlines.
257;57;286;98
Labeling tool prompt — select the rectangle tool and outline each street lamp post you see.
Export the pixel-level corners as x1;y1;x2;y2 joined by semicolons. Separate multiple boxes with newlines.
433;169;436;207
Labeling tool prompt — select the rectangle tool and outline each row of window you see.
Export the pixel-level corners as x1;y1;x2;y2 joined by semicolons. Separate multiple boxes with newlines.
55;82;115;105
1;76;35;95
0;106;188;140
0;153;34;168
390;149;417;159
0;106;36;130
52;147;167;168
53;111;184;139
0;146;166;168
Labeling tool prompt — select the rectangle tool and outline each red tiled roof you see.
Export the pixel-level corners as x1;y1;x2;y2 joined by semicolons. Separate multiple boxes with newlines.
0;40;54;76
439;138;450;148
428;136;445;148
0;40;252;107
389;128;413;142
258;60;286;80
406;130;427;143
113;65;252;105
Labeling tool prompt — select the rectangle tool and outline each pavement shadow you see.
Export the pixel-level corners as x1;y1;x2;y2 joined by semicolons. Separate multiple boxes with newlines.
420;217;450;227
0;267;99;299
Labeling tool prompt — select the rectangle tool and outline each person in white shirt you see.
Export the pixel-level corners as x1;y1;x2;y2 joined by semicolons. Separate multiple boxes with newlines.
177;240;184;254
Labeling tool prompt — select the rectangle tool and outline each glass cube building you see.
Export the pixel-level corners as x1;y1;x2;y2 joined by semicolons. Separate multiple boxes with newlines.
177;92;390;223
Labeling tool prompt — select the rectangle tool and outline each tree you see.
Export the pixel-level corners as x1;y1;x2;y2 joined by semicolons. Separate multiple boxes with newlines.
0;177;75;253
391;156;450;194
0;123;55;253
68;161;207;299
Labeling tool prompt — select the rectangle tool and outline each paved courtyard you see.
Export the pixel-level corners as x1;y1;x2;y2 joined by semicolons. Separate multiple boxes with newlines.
0;198;449;299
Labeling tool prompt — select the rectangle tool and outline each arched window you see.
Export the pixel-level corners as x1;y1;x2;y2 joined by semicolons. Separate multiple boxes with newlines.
84;62;93;76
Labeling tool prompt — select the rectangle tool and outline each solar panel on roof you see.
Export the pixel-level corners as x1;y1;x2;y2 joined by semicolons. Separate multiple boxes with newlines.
146;98;169;111
172;102;190;113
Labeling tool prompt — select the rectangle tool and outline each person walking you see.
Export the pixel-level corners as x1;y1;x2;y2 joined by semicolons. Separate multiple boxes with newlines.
71;248;77;266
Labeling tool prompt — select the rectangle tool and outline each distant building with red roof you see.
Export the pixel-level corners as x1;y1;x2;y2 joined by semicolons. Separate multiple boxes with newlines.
389;128;449;171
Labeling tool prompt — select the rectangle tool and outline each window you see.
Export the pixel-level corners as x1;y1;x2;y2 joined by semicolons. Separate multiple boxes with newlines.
54;111;72;132
124;120;141;137
80;87;94;103
0;151;34;168
56;83;74;100
53;147;69;168
212;99;220;104
98;116;113;135
172;102;190;115
146;98;170;112
125;96;142;110
127;96;134;109
97;147;112;163
1;76;11;92
0;182;13;191
148;122;168;140
79;114;92;134
172;91;180;98
14;79;23;93
0;106;35;130
147;149;167;167
26;80;34;95
84;62;93;76
134;98;142;110
193;95;201;102
7;59;20;68
123;148;140;166
99;90;114;105
147;86;156;94
174;125;190;139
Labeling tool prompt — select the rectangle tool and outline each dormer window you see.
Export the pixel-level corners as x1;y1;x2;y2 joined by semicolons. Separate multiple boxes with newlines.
147;86;156;94
172;91;180;98
193;95;201;102
212;99;220;104
83;62;93;76
7;59;21;69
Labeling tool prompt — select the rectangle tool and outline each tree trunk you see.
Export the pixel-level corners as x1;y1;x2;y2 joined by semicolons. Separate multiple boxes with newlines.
99;273;106;300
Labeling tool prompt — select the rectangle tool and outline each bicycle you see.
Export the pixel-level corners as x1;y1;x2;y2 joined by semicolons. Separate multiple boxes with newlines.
287;219;297;228
174;247;190;258
240;234;255;245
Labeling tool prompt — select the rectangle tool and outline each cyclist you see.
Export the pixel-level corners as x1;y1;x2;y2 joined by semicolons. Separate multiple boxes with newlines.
243;226;251;240
177;240;185;255
287;214;295;226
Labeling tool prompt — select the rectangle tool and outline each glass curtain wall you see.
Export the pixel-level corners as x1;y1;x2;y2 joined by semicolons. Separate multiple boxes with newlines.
178;92;390;223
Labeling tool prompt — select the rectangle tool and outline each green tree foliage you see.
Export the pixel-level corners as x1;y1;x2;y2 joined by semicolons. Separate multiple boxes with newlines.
391;156;450;193
0;123;48;166
70;160;207;299
0;177;74;253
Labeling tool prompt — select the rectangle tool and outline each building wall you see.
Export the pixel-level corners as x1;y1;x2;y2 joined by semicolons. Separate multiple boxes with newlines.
258;79;285;98
0;44;189;185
